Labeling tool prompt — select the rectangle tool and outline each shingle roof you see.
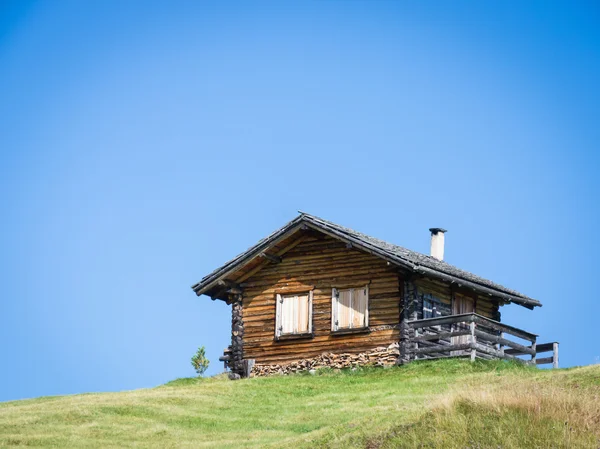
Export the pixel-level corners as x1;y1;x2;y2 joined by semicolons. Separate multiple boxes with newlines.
192;212;541;309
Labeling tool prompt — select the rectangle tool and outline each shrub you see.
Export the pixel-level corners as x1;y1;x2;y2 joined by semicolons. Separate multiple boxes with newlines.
191;346;210;377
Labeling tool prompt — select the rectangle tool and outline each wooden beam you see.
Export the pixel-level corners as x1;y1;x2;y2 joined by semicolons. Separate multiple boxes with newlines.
408;313;475;329
218;279;240;289
237;262;269;284
210;285;228;301
215;279;242;296
194;222;306;296
260;252;282;264
237;234;310;284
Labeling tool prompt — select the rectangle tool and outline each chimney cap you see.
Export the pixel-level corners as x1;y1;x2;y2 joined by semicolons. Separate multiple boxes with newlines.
429;227;447;234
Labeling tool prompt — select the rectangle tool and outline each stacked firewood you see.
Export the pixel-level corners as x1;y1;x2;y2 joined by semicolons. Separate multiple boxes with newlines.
251;343;400;377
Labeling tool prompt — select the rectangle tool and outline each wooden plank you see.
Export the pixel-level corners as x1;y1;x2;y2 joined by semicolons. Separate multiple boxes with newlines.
337;289;352;329
353;286;368;328
297;294;309;333
536;357;554;365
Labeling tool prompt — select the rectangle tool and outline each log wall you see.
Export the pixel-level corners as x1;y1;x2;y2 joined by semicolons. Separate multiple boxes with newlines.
235;232;503;370
413;277;500;321
240;234;402;365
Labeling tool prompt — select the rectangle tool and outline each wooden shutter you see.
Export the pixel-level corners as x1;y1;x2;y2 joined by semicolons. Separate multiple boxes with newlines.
282;295;295;334
308;290;313;333
275;293;283;337
331;288;339;331
276;292;312;336
297;294;309;333
338;289;352;329
352;286;368;328
363;285;369;327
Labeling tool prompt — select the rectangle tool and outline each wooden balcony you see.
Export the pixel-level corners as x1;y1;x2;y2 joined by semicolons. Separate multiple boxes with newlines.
407;313;558;367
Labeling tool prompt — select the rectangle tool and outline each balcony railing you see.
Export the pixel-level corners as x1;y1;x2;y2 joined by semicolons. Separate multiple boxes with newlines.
407;313;558;367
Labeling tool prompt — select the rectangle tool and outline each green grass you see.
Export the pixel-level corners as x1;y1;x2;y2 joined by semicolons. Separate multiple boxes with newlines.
0;360;598;448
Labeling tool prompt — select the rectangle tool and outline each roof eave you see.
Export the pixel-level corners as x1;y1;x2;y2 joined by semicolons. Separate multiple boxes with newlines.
191;213;542;309
191;216;308;297
414;265;542;309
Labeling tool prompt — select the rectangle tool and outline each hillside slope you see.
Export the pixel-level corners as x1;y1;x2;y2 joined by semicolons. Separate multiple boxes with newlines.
0;361;599;448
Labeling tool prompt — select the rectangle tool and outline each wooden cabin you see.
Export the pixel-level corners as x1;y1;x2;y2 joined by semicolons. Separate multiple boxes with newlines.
192;213;558;378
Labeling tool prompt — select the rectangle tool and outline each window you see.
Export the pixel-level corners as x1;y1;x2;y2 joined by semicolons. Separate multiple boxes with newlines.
331;286;369;331
423;293;442;319
275;291;313;338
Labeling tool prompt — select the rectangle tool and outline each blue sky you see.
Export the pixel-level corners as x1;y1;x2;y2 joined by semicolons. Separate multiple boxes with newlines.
0;1;599;401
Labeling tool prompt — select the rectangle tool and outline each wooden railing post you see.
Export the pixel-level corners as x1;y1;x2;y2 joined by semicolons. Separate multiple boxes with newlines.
531;338;536;365
399;318;407;365
553;342;559;369
414;327;419;360
470;320;476;362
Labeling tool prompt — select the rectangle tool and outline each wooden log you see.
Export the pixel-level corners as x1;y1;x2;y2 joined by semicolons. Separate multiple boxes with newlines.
417;353;471;361
243;359;255;377
234;234;311;285
472;314;537;342
474;330;535;356
473;343;524;363
553;342;559;369
412;330;470;342
408;313;475;329
260;252;282;263
535;342;558;353
411;343;473;356
535;357;554;365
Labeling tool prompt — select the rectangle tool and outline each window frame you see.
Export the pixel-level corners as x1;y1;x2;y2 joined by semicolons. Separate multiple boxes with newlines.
275;291;313;340
422;293;442;320
331;285;369;332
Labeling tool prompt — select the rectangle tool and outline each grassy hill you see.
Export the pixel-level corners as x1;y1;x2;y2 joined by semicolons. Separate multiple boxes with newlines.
1;360;599;448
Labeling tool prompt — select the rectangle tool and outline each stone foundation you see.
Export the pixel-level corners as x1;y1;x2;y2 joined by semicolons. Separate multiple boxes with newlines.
250;343;400;376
